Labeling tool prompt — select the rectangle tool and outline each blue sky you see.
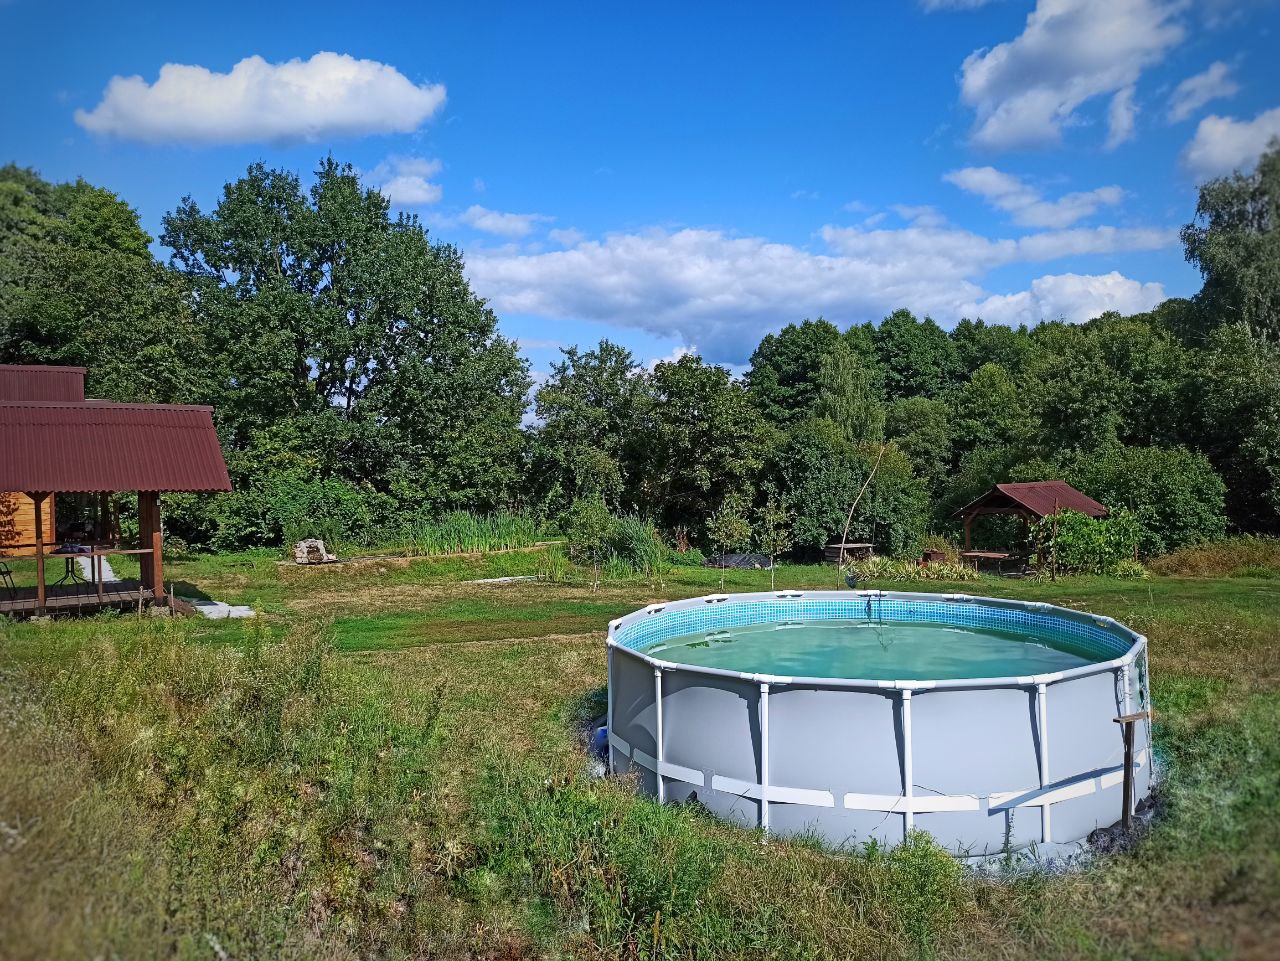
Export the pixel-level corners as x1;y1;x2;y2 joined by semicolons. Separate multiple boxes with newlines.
3;0;1278;376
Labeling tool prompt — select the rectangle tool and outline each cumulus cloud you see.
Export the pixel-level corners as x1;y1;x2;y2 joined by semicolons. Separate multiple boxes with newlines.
967;271;1165;325
466;221;1175;363
74;52;446;144
460;205;552;237
369;156;443;206
1167;62;1240;123
548;227;585;247
1182;107;1280;177
944;166;1123;227
960;0;1183;149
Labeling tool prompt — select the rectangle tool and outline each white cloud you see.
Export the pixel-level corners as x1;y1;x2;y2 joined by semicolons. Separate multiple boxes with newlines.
473;177;487;193
960;0;1184;149
460;204;552;237
467;221;1175;363
369;156;443;206
1168;62;1240;123
891;204;948;227
1182;107;1280;177
548;227;585;247
967;271;1165;325
646;344;697;371
74;52;446;144
1105;85;1138;150
944;166;1123;227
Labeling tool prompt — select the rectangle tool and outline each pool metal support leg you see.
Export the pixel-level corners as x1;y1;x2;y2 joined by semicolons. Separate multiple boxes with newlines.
1036;682;1052;844
759;682;771;833
653;667;665;803
901;689;914;837
607;648;615;775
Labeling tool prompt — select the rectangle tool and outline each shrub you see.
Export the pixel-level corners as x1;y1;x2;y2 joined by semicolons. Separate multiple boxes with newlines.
1036;508;1141;576
1069;445;1228;555
1149;536;1280;577
849;556;979;582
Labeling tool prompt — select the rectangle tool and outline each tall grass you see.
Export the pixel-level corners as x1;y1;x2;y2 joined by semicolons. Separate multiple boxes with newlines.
468;763;973;960
380;509;541;557
602;516;670;578
0;617;478;959
1149;535;1280;578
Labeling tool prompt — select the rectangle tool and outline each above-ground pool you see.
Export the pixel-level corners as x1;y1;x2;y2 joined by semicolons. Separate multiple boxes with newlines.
606;591;1153;856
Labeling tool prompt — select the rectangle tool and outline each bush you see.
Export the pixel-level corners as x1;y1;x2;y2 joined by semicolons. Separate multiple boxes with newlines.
1069;445;1228;555
1036;508;1141;576
849;556;979;582
210;471;395;552
1149;536;1280;577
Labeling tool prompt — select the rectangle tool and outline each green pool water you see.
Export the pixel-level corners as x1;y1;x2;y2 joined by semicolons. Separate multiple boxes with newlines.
643;619;1099;681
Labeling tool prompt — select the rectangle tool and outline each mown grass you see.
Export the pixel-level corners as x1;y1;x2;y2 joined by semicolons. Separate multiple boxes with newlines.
2;553;1278;959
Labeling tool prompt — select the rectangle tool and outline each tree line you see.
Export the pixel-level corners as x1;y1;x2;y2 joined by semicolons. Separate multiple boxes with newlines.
2;148;1278;559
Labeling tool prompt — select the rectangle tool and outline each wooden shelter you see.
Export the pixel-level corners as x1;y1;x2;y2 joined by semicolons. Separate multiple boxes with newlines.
951;481;1107;567
0;365;231;616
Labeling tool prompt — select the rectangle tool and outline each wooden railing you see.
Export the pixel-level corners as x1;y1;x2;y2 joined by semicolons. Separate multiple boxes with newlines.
0;543;159;613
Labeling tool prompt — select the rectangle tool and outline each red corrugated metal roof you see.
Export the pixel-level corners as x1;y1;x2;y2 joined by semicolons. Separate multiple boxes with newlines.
0;365;86;402
0;400;232;493
952;480;1107;520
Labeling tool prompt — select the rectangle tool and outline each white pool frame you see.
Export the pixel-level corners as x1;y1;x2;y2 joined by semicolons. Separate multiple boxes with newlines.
607;590;1153;855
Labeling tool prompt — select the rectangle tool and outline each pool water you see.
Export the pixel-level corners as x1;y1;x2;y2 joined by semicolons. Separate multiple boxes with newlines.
645;619;1097;681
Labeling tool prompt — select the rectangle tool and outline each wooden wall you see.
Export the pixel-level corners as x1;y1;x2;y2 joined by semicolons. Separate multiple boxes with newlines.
0;492;55;556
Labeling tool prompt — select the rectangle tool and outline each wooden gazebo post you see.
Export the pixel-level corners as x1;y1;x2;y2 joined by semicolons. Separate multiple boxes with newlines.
137;491;164;602
29;491;49;613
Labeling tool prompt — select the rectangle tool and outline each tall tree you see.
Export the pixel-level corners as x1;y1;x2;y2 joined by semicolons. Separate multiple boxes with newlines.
529;340;648;514
1195;323;1280;533
874;309;961;399
885;396;953;499
745;318;848;425
635;355;774;535
1182;141;1280;341
813;340;885;446
161;159;530;510
0;166;208;403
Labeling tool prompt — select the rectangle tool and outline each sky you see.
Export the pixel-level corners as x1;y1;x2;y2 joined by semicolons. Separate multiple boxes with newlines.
3;0;1279;378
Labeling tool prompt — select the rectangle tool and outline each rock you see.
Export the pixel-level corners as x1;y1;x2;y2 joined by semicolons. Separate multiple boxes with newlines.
293;539;337;565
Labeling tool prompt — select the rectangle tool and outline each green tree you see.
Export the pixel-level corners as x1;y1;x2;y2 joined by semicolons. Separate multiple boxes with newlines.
564;495;614;591
1182;141;1280;341
950;318;1036;376
745;318;847;425
813;340;886;446
764;421;927;557
1195;323;1280;533
529;340;647;515
885;396;953;499
0;167;209;404
755;492;795;590
161;159;530;513
706;492;753;589
634;355;774;534
952;363;1033;454
874;309;961;399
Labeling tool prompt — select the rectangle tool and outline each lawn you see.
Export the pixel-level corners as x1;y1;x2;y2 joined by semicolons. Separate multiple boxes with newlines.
1;550;1277;959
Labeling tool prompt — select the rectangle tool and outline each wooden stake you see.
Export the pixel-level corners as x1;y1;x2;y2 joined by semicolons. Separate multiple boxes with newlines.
1113;710;1150;831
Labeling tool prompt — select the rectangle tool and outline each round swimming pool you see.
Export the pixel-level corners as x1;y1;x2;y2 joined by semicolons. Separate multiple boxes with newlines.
606;590;1153;856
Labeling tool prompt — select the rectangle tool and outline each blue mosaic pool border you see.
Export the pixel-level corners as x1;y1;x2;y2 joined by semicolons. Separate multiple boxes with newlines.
614;596;1133;664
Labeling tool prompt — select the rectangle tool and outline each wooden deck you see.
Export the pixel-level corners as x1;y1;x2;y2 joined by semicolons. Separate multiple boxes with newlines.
0;580;155;615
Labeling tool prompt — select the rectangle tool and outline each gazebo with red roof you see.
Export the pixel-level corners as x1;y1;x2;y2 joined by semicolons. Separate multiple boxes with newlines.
0;364;231;616
951;480;1107;562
